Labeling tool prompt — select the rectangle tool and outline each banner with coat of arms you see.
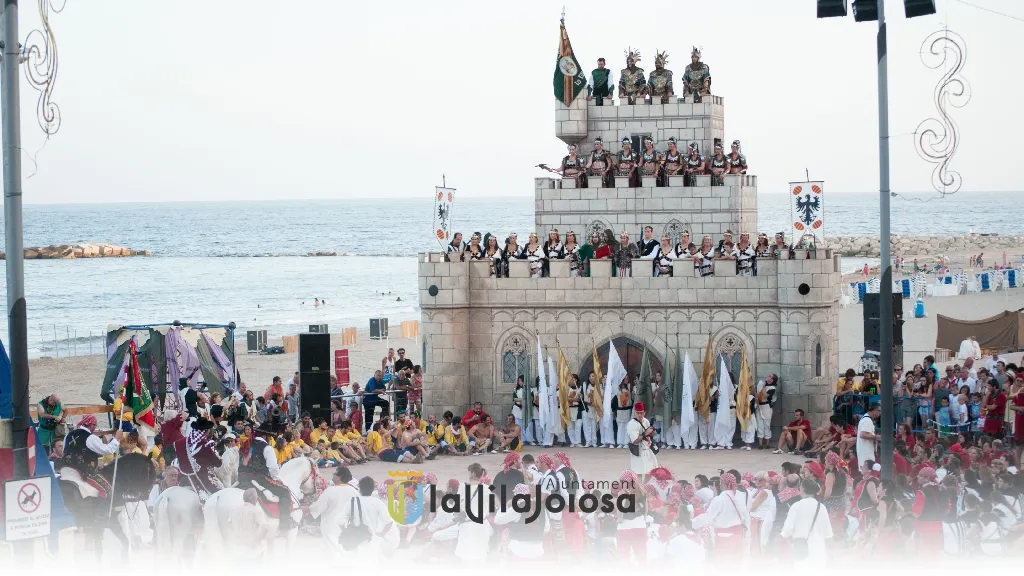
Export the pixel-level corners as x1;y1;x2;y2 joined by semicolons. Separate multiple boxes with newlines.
790;181;824;243
553;17;587;106
434;187;455;250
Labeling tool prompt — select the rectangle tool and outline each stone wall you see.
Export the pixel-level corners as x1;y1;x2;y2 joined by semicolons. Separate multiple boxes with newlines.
827;234;1024;258
0;243;150;260
536;173;757;242
417;253;841;428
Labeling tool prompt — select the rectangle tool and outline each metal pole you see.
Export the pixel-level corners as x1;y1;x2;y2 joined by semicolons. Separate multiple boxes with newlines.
876;0;894;482
2;0;30;479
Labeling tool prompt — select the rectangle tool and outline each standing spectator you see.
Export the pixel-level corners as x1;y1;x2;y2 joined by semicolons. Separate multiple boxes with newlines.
983;379;1006;439
36;394;66;450
264;376;284;401
382;348;397;381
363;370;390;432
780;478;833;564
394;348;413;374
857;404;881;465
330;375;345;398
286;383;300;423
409;366;423;414
391;369;411;414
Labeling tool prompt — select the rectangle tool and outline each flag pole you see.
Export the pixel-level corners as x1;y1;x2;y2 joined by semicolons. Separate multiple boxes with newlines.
108;395;126;518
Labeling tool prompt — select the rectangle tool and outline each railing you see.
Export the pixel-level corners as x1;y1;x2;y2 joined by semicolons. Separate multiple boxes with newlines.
30;324;103;358
833;393;982;436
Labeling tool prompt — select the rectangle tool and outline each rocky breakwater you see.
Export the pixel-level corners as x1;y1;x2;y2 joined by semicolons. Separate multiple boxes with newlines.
0;243;151;260
827;234;1024;258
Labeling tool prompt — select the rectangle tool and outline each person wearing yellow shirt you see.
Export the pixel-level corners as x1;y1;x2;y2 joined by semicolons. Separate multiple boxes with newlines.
442;416;470;456
310;418;333;446
276;431;296;464
323;442;345;467
111;395;135;432
366;424;385;455
836;369;857;396
337;421;369;462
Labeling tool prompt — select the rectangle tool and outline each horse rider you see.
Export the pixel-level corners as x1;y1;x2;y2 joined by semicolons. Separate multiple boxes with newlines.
61;414;122;498
160;412;223;498
238;410;294;532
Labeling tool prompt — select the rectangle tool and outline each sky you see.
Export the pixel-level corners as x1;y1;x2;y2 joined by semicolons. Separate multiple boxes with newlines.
2;0;1021;204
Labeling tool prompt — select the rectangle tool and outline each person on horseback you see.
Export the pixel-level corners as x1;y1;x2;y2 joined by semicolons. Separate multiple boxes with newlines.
159;412;224;502
61;414;122;498
239;410;294;532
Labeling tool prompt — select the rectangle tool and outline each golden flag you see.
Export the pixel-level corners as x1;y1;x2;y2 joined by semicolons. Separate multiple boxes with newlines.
557;344;572;427
736;347;753;430
695;336;714;419
591;341;604;421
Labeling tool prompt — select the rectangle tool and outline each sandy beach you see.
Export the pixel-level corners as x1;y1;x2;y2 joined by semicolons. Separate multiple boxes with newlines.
24;282;1024;411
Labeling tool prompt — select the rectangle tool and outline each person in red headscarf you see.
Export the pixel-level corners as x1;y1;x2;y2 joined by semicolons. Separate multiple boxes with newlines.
691;470;749;562
615;469;648;562
553;451;585;553
910;466;949;556
60;414;122;498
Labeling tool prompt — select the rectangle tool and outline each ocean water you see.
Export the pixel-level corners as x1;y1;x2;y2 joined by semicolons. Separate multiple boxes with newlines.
0;191;1019;357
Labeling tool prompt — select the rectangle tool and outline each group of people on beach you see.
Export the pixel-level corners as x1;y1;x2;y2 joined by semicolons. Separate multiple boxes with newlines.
445;227;805;279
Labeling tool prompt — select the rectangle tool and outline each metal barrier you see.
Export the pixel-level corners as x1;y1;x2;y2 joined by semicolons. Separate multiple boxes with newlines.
833;393;988;436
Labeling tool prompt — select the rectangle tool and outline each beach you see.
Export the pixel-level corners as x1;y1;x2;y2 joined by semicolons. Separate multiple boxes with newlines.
26;285;1024;409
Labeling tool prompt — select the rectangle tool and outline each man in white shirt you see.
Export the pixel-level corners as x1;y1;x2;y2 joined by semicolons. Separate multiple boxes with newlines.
856;404;880;465
306;466;359;552
690;472;749;556
986;352;1001;374
780;479;833;563
61;414;121;498
955;367;977;394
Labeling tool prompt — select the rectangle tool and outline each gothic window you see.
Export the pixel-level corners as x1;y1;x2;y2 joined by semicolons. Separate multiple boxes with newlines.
588;220;608;241
715;333;745;383
663;219;690;247
815;342;822;377
579;337;664;385
501;334;530;386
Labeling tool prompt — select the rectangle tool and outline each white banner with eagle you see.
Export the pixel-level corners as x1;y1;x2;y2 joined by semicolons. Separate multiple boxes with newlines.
433;187;455;251
789;181;824;244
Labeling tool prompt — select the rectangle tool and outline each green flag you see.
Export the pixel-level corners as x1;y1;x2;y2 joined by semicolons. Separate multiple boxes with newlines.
553;18;587;106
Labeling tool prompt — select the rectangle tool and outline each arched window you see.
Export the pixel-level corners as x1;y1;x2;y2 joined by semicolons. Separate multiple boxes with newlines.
815;342;822;377
501;334;531;387
579;337;664;385
663;219;691;247
715;333;745;383
588;220;609;241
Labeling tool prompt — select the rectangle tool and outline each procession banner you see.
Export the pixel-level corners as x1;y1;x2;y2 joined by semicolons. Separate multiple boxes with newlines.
553;18;587;106
434;187;455;251
790;181;824;243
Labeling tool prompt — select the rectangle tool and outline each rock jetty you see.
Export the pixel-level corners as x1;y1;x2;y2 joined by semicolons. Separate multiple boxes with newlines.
826;234;1024;258
0;243;151;260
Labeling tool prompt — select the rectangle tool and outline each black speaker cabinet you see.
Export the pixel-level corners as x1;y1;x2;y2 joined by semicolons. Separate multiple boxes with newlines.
369;318;389;340
298;332;331;373
308;323;329;334
246;330;267;353
862;292;904;351
299;371;332;417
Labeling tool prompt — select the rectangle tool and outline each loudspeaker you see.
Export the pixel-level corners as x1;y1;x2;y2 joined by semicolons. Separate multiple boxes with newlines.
246;330;267;353
904;0;937;18
308;323;329;334
852;0;878;21
299;371;331;418
862;293;904;351
298;332;331;373
369;318;389;340
817;0;848;18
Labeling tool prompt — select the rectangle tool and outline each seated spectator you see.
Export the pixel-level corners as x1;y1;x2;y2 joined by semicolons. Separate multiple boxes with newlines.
774;409;812;454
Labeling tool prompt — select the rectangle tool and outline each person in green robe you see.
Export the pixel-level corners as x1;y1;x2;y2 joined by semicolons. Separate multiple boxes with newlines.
578;230;599;276
587;58;614;105
36;394;66;449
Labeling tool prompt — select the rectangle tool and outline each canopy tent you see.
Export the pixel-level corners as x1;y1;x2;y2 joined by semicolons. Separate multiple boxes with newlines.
101;322;237;404
935;311;1024;353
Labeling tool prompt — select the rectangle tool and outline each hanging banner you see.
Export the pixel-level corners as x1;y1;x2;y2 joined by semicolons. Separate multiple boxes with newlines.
433;187;455;251
790;181;824;243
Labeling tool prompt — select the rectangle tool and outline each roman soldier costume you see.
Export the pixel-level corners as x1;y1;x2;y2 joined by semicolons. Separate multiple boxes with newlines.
618;48;646;105
682;47;711;102
161;414;223;502
647;50;674;104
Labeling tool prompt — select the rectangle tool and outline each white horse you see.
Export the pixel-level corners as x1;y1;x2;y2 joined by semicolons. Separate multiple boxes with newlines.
198;457;320;562
153;445;239;564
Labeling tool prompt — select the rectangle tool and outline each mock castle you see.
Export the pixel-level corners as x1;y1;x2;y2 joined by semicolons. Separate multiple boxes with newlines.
416;73;842;431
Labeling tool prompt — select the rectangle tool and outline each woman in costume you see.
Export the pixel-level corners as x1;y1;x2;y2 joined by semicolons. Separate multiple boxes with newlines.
595;229;616;261
822;451;850;542
661;137;683;186
735;232;757;277
501;232;520;278
558;144;587;188
545;229;564;261
563;231;582;277
522;233;546;279
708;143;728;186
446;232;466;262
616;137;639;188
483;234;502;278
640;136;661;185
656;233;676;277
727;140;748;174
464;232;484;260
693;235;715;277
683;142;705;187
614;231;639;278
586;137;613;188
754;233;771;259
747;471;776;555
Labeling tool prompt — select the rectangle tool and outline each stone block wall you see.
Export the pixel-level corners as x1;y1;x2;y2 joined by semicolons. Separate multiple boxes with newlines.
417;251;841;428
535;173;757;243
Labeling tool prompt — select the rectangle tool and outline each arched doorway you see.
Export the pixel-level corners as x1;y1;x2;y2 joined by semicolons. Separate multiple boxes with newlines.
578;336;664;385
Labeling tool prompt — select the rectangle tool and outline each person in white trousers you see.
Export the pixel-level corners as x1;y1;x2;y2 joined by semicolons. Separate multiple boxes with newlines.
715;394;737;450
581;372;598;447
567;376;583;447
682;412;699;450
739;392;756;451
613;383;633;448
754;376;777;450
699;385;717;449
663;415;682;449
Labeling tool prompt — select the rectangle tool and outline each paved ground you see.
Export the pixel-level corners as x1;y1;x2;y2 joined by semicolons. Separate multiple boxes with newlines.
320;444;785;485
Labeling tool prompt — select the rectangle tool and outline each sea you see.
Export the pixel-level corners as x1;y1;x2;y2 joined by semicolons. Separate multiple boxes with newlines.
0;191;1019;358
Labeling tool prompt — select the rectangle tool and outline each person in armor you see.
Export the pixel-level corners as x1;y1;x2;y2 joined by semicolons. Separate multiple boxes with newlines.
734;232;756;277
639;137;661;184
557;144;587;188
61;414;121;498
660;137;683;186
617;137;639;187
708;142;728;186
647;50;674;104
166;416;223;502
618;48;646;105
239;411;295;532
587;57;614;106
586;137;613;188
681;47;711;102
727;139;748;174
683;142;705;187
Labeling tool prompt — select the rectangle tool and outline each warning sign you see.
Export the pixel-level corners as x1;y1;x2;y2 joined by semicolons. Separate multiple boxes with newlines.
4;477;51;541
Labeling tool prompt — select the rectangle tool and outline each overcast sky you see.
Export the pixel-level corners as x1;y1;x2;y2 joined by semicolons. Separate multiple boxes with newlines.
4;0;1020;204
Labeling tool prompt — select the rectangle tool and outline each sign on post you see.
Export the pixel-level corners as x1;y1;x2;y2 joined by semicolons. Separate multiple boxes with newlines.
4;477;51;541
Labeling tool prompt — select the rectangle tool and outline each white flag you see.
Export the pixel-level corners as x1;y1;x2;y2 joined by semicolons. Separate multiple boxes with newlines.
679;352;697;432
547;356;561;431
536;336;548;427
790;181;824;243
604;340;627;425
713;358;734;442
